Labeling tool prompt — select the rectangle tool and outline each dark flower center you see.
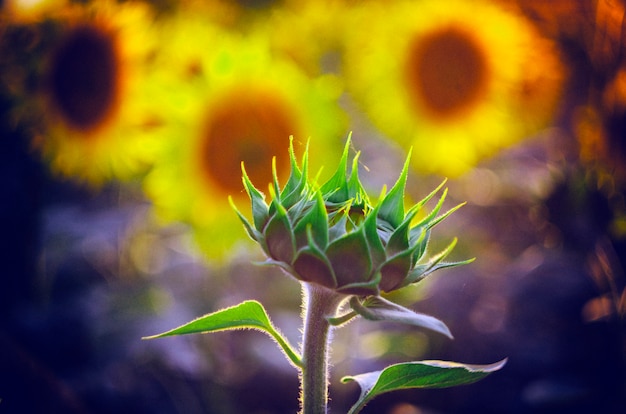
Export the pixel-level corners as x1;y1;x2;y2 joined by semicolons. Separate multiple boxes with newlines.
49;24;120;132
200;87;301;194
405;26;489;119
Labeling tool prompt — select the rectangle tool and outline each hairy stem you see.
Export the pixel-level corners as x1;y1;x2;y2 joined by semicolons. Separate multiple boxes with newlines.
300;284;344;414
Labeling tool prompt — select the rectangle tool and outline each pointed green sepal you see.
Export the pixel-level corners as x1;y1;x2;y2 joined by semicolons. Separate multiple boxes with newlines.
327;310;359;326
229;196;263;242
327;206;351;243
281;137;309;209
427;202;467;230
363;203;386;268
377;149;411;228
406;256;476;287
413;187;448;229
293;190;329;250
385;207;419;256
347;151;370;208
404;238;470;286
415;179;447;210
320;135;352;203
241;163;270;231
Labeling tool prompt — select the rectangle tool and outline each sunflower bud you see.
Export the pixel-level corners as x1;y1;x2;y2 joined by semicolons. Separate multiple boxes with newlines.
231;136;471;296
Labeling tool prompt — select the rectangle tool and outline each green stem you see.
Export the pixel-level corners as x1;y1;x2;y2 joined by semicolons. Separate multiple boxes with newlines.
300;283;344;414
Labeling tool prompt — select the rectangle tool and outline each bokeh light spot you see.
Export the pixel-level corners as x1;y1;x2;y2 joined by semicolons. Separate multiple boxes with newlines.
200;88;300;194
405;26;489;119
49;24;120;133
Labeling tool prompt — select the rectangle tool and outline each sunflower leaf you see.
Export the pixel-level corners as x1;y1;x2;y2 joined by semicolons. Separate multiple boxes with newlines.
342;359;507;414
349;296;452;338
143;300;302;369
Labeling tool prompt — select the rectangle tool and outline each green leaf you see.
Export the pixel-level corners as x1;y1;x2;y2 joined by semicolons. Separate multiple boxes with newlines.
143;300;302;369
350;296;452;339
342;358;507;414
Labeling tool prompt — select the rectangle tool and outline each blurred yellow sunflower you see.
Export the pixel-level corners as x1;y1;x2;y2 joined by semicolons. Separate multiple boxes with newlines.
343;0;564;176
33;0;160;185
143;17;347;259
262;0;351;76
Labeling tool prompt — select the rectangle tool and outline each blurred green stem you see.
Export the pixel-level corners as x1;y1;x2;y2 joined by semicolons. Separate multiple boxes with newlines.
300;284;344;414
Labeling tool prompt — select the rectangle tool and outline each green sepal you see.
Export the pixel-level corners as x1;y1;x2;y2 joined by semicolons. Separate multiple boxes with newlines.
377;149;411;228
280;137;309;210
414;179;447;210
327;309;359;326
327;206;351;243
379;246;417;292
406;256;476;287
229;196;263;242
403;238;472;287
408;227;429;265
264;202;296;263
293;190;329;250
363;203;386;269
349;296;452;339
427;202;466;230
412;187;448;229
241;163;270;232
320;135;352;203
335;275;380;296
293;226;337;289
385;207;419;256
342;358;507;414
347;151;370;209
326;227;373;289
143;300;302;369
293;250;337;289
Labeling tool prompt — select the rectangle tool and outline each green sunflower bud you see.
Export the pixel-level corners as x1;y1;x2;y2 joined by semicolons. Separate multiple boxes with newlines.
231;135;472;297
